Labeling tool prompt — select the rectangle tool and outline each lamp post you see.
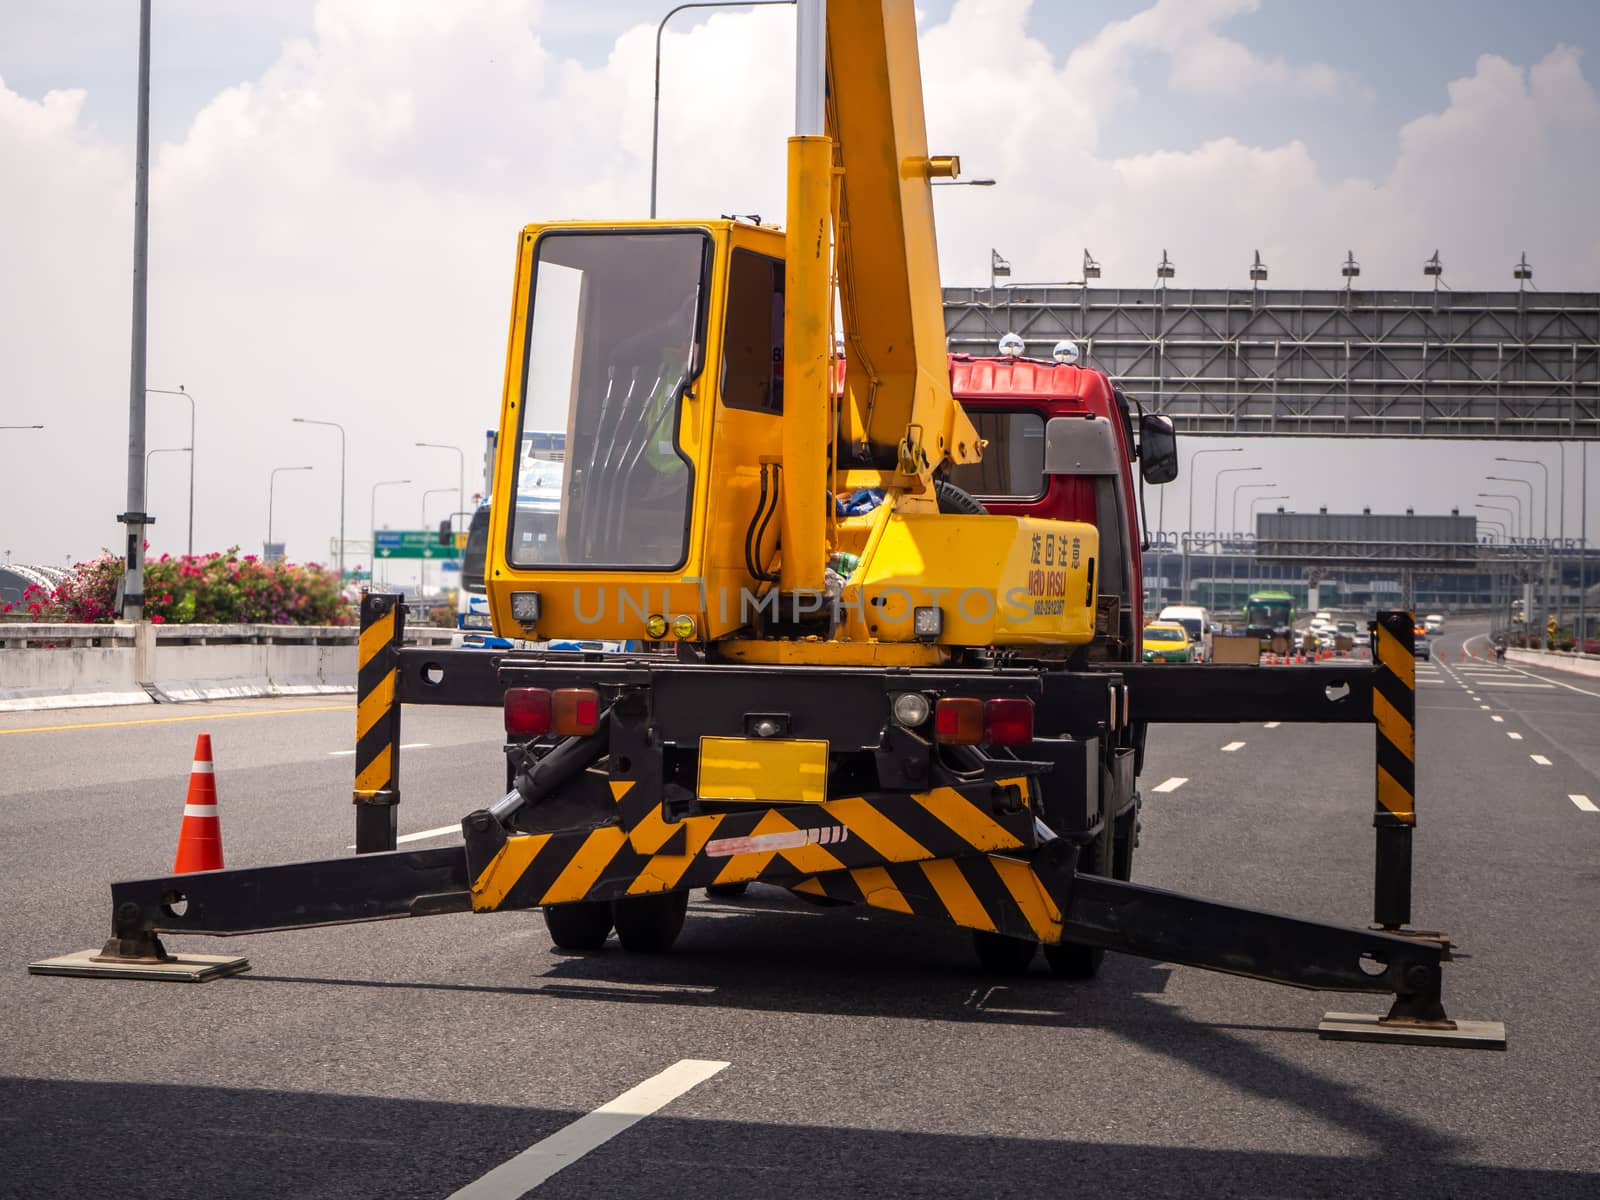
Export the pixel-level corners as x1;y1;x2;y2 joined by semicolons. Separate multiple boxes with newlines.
1478;498;1525;625
650;0;796;218
120;0;152;621
370;479;410;587
1488;473;1541;622
416;443;465;543
294;418;347;580
1496;455;1554;628
147;387;195;556
267;466;313;557
1211;465;1261;561
1184;447;1242;602
1231;481;1278;537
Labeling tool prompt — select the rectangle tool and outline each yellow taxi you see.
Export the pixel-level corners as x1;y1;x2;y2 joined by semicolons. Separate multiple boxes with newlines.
1143;622;1193;663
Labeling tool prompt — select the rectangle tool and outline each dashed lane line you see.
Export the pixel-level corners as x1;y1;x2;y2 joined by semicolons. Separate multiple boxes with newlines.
1571;795;1599;813
345;822;460;851
1507;731;1524;740
1221;741;1246;753
1491;715;1505;723
1530;755;1553;766
1263;722;1281;729
1152;777;1188;793
329;742;431;757
447;1058;729;1199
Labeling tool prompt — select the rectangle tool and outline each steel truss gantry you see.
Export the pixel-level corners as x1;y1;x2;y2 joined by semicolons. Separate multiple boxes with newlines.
944;287;1600;440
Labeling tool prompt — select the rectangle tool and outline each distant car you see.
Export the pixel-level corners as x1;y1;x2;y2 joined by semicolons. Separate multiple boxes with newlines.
1143;623;1193;663
1413;625;1431;659
1423;613;1444;633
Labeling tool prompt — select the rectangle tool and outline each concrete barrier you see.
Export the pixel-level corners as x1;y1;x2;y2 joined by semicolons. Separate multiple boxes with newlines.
1506;646;1600;681
0;622;456;711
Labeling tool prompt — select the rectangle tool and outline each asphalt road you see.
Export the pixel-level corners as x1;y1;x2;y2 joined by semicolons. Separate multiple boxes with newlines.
4;626;1599;1198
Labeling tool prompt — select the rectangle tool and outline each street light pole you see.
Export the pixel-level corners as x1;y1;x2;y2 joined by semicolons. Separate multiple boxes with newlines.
1497;456;1553;630
1488;473;1540;627
1209;466;1260;606
1247;495;1289;595
295;418;348;579
120;0;153;621
416;443;465;540
1184;447;1242;602
650;1;796;218
147;388;195;556
268;466;313;554
370;479;411;587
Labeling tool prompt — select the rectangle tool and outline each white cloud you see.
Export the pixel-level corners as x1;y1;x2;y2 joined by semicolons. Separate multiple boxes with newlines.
0;0;1596;565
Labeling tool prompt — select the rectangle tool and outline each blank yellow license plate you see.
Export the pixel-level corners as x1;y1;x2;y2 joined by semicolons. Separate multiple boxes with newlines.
697;737;829;804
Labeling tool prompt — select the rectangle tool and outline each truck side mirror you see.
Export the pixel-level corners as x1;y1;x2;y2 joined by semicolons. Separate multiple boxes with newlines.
1138;413;1178;484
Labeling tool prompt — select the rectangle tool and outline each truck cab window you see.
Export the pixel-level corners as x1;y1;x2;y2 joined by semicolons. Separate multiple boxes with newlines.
722;250;784;414
944;411;1045;500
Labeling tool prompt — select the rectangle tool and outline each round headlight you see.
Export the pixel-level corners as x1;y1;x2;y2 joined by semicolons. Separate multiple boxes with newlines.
644;614;669;640
1052;339;1080;365
891;691;931;727
671;614;698;640
998;333;1024;358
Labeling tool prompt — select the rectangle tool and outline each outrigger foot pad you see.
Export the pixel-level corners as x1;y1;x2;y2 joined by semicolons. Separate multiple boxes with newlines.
30;948;250;983
30;933;248;983
1318;1012;1506;1050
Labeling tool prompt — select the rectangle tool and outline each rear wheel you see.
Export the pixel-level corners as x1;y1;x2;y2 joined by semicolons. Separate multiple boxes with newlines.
972;930;1038;975
543;900;613;951
704;881;749;899
612;890;689;953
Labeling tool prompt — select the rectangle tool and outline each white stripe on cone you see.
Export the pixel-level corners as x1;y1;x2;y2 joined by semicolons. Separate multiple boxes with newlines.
183;805;219;818
191;761;215;773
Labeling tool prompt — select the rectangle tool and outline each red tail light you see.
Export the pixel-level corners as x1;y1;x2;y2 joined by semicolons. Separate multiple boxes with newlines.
984;698;1034;746
553;688;601;736
504;687;551;736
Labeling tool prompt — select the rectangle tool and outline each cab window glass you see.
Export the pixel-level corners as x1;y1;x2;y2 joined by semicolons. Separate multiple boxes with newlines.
945;411;1044;500
721;250;784;414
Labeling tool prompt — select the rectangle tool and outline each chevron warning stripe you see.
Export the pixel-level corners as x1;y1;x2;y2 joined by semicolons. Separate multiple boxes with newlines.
1371;614;1415;826
469;777;1037;913
352;592;404;853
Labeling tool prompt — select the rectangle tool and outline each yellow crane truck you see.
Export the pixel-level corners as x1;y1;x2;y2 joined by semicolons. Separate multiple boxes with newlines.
69;1;1490;1044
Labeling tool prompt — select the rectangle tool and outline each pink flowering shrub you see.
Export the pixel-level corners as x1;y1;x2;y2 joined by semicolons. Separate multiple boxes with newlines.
50;549;350;626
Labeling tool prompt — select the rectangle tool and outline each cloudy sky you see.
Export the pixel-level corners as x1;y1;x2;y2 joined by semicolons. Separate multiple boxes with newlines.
2;0;1597;573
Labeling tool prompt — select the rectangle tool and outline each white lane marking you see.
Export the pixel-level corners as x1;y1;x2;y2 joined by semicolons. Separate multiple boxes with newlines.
1571;795;1599;813
328;741;432;757
1263;722;1281;729
448;1059;729;1199
1499;661;1600;699
1491;715;1504;723
1479;704;1491;710
344;822;460;850
1220;741;1246;752
1152;777;1188;793
1530;755;1552;766
1466;682;1555;689
1507;731;1523;740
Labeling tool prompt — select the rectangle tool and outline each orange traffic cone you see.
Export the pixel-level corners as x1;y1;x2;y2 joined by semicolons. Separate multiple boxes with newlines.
174;733;224;873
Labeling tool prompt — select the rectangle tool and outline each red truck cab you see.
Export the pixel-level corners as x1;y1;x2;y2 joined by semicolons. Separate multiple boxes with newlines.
944;352;1173;663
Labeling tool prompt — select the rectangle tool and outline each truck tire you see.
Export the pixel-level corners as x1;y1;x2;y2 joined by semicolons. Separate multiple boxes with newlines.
704;882;749;898
543;901;613;950
611;890;689;953
972;930;1038;975
934;480;988;515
